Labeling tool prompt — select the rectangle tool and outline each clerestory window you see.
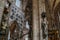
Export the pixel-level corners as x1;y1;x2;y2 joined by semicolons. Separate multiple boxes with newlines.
16;0;21;7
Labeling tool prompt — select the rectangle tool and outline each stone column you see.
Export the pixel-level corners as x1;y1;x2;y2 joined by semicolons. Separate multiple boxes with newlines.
38;0;47;40
39;0;49;40
32;0;39;40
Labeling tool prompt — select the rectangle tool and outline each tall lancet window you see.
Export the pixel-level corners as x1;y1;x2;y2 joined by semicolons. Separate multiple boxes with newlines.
16;0;22;8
